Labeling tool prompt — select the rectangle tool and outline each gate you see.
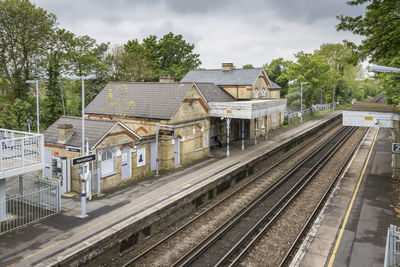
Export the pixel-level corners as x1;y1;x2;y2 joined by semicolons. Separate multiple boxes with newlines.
1;175;61;234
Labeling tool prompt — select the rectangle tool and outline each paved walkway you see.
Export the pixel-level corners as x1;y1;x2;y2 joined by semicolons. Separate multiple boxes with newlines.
0;111;341;267
294;127;400;266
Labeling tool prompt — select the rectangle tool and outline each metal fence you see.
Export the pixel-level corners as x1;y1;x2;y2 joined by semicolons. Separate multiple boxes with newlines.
0;129;44;178
1;175;61;234
385;224;400;267
284;103;334;124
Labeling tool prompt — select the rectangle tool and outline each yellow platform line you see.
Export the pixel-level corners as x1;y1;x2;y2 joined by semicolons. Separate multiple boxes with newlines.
9;137;275;266
327;128;379;267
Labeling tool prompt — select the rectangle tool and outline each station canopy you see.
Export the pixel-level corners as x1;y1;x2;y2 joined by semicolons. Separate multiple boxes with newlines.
209;99;287;119
342;102;400;128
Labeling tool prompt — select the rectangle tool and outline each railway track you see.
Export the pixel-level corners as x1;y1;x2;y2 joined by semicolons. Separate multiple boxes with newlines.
172;126;356;267
119;121;343;266
118;95;384;267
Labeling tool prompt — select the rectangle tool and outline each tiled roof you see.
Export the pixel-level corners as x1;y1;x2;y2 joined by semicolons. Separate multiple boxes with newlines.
270;81;282;90
195;83;235;102
44;116;118;148
85;82;195;120
181;68;264;86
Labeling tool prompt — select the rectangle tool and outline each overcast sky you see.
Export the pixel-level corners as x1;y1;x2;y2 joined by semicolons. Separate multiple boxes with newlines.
32;0;365;69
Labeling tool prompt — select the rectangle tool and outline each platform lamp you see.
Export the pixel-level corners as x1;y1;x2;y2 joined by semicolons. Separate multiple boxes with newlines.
26;80;40;133
70;74;96;218
332;84;337;111
300;82;307;123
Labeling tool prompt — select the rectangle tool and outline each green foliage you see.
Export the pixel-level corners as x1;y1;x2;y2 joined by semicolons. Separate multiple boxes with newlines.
242;64;255;69
106;44;153;82
337;0;400;105
337;0;400;65
142;32;201;81
0;0;56;99
280;43;377;109
5;98;35;131
263;58;290;96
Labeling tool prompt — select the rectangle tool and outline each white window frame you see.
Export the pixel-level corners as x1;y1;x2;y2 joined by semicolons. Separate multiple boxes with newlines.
101;149;116;178
261;88;266;97
254;88;259;98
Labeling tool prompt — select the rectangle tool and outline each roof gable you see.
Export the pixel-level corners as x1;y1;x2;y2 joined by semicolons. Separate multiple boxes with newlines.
43;116;140;149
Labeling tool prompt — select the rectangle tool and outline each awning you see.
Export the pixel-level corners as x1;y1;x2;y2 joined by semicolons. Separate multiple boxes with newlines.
209;99;287;119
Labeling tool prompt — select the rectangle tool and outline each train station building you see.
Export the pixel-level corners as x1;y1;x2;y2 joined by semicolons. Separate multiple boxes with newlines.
42;64;286;193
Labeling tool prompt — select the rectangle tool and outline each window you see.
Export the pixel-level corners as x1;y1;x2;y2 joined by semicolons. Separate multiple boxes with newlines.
254;88;259;98
101;149;115;177
261;88;266;97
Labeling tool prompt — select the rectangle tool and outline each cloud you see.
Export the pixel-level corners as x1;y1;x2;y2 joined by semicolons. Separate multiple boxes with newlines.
31;0;365;68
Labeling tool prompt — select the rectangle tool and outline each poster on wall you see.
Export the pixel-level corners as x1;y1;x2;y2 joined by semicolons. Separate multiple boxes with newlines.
137;147;146;167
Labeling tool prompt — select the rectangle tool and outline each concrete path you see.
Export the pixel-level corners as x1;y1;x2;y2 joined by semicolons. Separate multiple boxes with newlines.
0;111;341;267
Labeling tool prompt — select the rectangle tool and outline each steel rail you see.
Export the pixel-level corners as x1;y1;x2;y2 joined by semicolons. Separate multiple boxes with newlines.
218;126;357;267
173;126;354;267
223;127;356;266
121;121;342;267
278;127;368;267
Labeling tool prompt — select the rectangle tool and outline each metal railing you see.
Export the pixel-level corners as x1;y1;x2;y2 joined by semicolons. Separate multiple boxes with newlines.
1;175;60;234
0;129;44;179
284;103;334;124
385;224;400;267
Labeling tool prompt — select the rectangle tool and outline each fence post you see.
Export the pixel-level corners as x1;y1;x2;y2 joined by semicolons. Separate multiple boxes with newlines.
56;179;61;212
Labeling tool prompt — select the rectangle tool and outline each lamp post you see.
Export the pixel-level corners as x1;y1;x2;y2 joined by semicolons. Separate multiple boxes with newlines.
300;82;307;123
26;80;40;133
333;84;337;111
71;74;96;218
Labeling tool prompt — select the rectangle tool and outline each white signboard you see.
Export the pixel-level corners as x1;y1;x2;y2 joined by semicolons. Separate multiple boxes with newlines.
137;148;146;167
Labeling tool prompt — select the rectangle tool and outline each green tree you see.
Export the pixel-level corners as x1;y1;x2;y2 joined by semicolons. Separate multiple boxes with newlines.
242;64;255;69
337;0;397;104
107;44;153;82
5;98;35;131
283;51;333;107
0;0;56;99
142;32;201;80
263;58;290;97
337;0;400;65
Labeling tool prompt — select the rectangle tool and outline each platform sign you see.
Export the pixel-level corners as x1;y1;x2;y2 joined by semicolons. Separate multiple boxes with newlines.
393;143;400;153
66;146;81;153
72;154;96;165
159;129;174;136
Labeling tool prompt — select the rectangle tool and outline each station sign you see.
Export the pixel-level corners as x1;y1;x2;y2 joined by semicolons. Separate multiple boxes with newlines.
159;129;174;136
72;154;96;165
393;143;400;153
66;146;81;153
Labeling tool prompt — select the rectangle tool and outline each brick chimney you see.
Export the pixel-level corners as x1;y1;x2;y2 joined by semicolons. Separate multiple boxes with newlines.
58;124;73;144
222;63;234;71
159;75;175;83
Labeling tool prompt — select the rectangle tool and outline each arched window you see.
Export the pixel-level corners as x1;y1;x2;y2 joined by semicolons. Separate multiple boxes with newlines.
261;88;266;97
254;88;259;98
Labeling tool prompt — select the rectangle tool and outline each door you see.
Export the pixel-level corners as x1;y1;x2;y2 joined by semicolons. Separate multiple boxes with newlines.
43;148;51;179
121;146;131;180
174;137;180;166
151;141;157;171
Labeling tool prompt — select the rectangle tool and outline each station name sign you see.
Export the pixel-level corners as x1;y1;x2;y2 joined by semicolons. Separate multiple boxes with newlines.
66;146;81;153
72;154;96;165
159;129;174;136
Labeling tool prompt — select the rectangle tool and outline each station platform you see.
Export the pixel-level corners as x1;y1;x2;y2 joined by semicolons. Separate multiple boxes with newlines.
0;110;341;267
294;127;400;266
